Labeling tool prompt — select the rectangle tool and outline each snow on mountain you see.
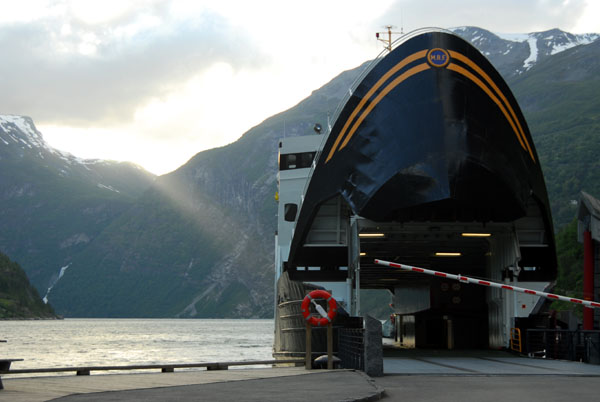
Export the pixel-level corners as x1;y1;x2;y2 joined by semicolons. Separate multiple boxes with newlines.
0;115;47;149
494;32;529;42
1;115;133;166
523;37;538;69
0;114;155;193
451;27;599;76
0;114;96;165
497;29;599;55
499;28;599;71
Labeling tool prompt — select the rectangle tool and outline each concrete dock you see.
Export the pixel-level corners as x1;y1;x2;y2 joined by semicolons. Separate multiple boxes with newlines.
383;348;600;375
0;368;383;402
3;351;600;401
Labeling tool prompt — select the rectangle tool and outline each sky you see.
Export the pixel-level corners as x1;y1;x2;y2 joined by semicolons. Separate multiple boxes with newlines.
1;0;599;175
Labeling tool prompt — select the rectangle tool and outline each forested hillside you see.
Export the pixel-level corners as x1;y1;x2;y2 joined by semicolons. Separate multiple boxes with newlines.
510;40;600;227
0;251;57;319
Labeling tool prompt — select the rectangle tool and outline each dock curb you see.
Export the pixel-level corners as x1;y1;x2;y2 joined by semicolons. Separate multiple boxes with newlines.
340;370;385;402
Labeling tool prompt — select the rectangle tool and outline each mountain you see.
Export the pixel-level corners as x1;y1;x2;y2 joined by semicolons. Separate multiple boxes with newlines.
451;26;599;78
45;67;362;318
0;115;156;302
508;39;600;227
0;250;57;319
1;26;599;317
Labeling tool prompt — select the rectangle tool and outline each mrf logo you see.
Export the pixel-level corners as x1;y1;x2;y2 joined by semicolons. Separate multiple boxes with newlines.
427;48;450;68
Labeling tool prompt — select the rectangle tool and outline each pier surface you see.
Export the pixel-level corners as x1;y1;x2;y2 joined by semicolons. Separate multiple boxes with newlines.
379;349;600;401
3;351;600;401
383;348;600;375
0;368;383;402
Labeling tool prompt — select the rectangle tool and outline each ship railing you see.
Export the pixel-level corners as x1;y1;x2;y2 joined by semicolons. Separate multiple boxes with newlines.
525;329;600;364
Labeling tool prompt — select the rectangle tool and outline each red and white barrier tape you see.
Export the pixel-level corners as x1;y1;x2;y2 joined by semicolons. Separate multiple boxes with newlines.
374;259;600;309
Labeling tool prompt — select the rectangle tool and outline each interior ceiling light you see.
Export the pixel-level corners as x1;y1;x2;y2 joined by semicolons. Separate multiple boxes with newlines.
435;252;462;257
359;233;385;238
461;233;492;237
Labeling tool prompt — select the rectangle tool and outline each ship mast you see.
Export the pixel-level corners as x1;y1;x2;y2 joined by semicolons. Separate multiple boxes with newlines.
376;25;402;52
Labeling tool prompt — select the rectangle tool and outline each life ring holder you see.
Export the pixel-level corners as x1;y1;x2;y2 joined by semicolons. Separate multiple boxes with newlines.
301;290;337;327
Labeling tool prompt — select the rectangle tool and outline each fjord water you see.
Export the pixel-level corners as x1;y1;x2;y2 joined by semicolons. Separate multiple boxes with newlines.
1;319;274;373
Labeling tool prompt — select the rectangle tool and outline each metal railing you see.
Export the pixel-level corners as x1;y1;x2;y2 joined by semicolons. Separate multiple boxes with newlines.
338;327;364;370
0;359;304;377
510;327;522;353
526;329;600;364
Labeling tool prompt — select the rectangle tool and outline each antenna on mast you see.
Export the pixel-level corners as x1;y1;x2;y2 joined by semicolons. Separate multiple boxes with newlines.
375;25;402;52
400;9;404;35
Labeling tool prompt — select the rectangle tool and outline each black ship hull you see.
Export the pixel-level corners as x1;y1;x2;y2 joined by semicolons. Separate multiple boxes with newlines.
288;29;555;277
276;29;556;354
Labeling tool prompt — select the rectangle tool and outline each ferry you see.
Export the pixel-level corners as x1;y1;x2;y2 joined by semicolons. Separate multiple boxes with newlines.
273;28;556;354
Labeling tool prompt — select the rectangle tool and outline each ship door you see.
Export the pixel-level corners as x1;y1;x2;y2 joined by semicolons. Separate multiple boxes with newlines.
414;278;489;349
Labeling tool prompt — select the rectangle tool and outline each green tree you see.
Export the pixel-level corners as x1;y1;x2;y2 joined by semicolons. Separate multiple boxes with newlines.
550;219;584;316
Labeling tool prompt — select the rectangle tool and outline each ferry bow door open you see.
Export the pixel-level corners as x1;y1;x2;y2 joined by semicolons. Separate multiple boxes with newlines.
356;220;529;350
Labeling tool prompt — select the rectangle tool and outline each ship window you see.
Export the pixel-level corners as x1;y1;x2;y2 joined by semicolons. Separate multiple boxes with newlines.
300;152;315;168
284;203;298;221
286;154;297;169
280;152;316;170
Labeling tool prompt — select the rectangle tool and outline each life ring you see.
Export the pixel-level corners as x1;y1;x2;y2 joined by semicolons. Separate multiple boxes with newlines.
301;290;337;327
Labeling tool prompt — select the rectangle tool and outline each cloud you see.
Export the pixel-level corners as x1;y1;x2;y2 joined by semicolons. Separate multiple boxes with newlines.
378;0;588;34
0;4;265;126
3;0;597;175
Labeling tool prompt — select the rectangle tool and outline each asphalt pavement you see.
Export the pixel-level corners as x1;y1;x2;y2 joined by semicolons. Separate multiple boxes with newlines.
0;368;383;402
3;351;600;402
